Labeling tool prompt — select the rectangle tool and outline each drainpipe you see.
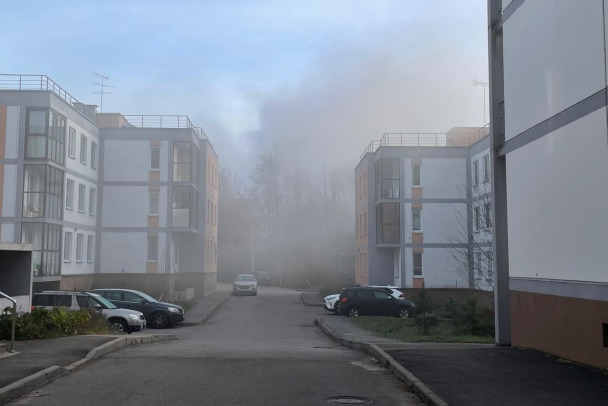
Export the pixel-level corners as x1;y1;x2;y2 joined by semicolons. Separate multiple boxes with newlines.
0;291;16;352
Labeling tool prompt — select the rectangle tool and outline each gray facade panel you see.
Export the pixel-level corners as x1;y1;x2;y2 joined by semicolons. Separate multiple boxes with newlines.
510;277;608;302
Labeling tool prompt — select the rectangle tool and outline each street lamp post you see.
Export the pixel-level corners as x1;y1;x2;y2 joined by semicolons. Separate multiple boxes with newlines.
473;80;489;126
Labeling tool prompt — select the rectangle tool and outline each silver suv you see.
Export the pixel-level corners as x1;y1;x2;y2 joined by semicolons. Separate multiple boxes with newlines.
32;291;146;333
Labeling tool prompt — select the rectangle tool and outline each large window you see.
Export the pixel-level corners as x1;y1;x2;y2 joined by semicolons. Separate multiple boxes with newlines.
412;164;421;186
173;142;192;182
91;142;98;170
150;147;160;170
63;231;72;262
66;179;74;210
473;160;479;186
412;208;421;231
483;154;490;183
149;190;159;215
484;203;491;229
474;205;481;231
80;135;87;164
147;235;158;261
22;223;61;277
413;253;423;276
23;165;63;220
87;235;94;262
172;186;197;228
68;127;76;158
89;188;96;215
78;184;86;212
376;202;400;243
375;158;400;199
76;233;83;262
25;108;66;165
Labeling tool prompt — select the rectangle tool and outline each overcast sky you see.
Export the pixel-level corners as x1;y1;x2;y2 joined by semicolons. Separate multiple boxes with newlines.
0;0;488;176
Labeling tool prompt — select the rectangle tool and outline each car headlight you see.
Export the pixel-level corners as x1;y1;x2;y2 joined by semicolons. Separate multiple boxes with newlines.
128;313;141;321
168;307;180;313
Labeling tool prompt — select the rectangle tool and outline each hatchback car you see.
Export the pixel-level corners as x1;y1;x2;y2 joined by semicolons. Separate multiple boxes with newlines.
93;289;185;329
338;287;415;318
233;274;258;296
32;291;146;333
323;293;341;314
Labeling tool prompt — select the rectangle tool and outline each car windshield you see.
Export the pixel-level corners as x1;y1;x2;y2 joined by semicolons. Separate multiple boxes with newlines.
91;294;117;309
236;275;255;282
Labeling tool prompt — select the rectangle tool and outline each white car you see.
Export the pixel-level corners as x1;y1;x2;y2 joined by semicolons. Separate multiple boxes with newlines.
363;285;405;299
233;274;258;296
323;294;341;314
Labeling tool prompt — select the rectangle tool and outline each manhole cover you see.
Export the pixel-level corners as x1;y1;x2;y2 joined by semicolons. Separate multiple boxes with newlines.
324;396;374;404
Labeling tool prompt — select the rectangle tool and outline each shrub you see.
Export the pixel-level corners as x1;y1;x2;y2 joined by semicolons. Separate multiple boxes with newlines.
413;289;435;334
0;306;106;341
450;298;495;336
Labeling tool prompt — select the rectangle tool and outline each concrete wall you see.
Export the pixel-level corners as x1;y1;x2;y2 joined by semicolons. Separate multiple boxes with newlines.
103;140;169;182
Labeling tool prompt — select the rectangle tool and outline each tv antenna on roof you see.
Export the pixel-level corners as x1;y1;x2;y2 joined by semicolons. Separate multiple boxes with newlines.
92;73;116;113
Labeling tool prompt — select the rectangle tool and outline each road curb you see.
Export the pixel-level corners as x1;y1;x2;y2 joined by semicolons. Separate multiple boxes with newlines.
181;293;231;326
316;318;448;406
0;334;177;404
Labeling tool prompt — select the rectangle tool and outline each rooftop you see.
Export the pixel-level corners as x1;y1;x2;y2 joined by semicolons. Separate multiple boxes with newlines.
359;125;489;160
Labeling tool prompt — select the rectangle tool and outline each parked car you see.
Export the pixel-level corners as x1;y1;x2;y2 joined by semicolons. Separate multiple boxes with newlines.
364;285;405;299
254;271;271;286
323;294;341;314
233;274;258;296
93;289;185;329
337;287;416;318
32;291;146;333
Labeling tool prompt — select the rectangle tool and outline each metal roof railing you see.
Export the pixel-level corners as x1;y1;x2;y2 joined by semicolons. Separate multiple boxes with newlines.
359;125;490;160
0;74;97;123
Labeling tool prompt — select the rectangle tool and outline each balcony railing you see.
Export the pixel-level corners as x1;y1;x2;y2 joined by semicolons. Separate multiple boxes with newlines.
359;124;490;159
0;74;97;123
121;115;213;146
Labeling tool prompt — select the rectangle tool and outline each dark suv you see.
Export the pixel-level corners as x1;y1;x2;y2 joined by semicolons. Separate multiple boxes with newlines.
93;289;184;329
338;287;416;318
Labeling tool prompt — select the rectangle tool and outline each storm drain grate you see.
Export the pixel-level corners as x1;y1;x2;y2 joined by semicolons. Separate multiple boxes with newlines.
324;396;374;404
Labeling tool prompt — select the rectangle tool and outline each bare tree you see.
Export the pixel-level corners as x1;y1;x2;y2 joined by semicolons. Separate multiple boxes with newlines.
447;182;494;290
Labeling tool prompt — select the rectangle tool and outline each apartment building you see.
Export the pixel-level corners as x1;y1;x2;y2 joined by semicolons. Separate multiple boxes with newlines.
489;0;608;368
0;74;217;297
355;127;491;289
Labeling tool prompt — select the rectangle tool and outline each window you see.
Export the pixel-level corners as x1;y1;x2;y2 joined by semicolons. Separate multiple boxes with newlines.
475;251;482;280
66;179;74;210
149;190;159;214
363;212;367;236
22;223;61;277
412;208;421;231
487;255;494;281
173;142;192;182
23;165;63;219
376;202;400;243
63;231;72;262
376;158;400;199
484;203;491;229
89;188;96;215
87;235;94;262
68;127;76;158
172;186;194;227
78;184;86;212
474;206;481;231
413;253;422;276
150;147;160;170
91;142;98;170
483;154;490;183
76;233;84;262
473;160;479;186
80;135;87;164
25;109;46;158
25;108;65;164
147;235;158;261
412;164;421;186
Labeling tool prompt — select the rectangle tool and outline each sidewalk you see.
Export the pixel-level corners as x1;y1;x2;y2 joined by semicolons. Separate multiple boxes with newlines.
302;291;608;406
0;290;230;404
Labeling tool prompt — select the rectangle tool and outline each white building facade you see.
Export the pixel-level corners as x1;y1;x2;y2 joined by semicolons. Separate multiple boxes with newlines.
489;0;608;367
355;127;492;289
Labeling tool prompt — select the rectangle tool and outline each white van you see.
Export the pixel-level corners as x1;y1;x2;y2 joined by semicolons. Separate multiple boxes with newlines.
32;291;146;333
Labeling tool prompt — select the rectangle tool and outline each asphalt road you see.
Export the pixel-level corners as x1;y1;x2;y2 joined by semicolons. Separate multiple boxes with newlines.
9;288;423;406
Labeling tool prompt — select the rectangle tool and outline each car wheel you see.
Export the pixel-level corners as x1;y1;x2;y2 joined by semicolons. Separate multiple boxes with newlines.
253;291;257;296
109;318;128;334
333;303;341;314
397;307;410;319
347;307;360;318
150;311;170;329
